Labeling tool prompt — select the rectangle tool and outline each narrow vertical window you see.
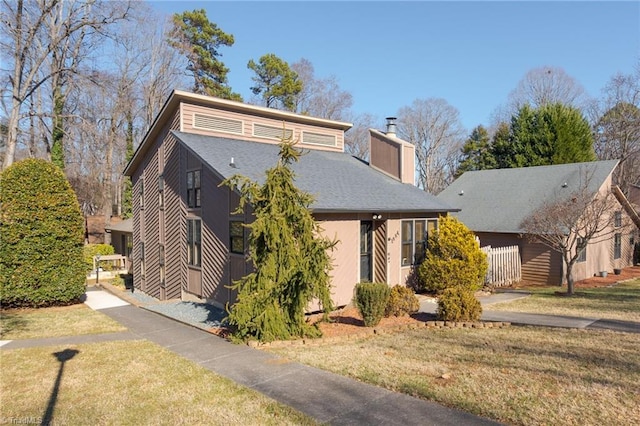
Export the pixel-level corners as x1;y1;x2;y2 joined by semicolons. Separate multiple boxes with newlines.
401;220;413;267
158;175;164;209
159;244;165;287
614;211;622;228
187;170;201;208
614;233;622;260
140;241;145;277
230;221;244;254
360;221;373;281
576;237;586;262
414;220;426;264
139;179;144;210
187;219;202;267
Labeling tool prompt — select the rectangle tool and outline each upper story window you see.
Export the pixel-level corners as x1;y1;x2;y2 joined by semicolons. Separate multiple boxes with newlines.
614;211;622;228
187;170;201;208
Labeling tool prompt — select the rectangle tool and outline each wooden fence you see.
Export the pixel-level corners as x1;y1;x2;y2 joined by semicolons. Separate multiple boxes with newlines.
481;245;521;287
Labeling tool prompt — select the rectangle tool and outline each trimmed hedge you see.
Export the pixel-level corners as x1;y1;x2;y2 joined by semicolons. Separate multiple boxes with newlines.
0;159;86;307
355;282;391;327
436;287;482;322
385;285;419;317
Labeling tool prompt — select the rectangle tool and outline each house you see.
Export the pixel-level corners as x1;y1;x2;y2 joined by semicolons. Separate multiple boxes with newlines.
105;218;133;270
438;160;635;285
123;90;456;308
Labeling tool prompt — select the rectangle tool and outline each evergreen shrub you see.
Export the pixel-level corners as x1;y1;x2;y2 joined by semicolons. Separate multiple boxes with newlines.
83;244;115;273
385;285;419;317
417;216;488;294
0;159;86;307
436;287;482;322
355;282;391;327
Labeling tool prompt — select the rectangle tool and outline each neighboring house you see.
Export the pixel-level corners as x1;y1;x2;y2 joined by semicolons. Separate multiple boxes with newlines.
105;218;133;269
438;160;635;285
123;90;456;308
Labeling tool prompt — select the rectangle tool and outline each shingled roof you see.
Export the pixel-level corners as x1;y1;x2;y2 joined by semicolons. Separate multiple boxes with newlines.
437;160;619;233
172;131;457;214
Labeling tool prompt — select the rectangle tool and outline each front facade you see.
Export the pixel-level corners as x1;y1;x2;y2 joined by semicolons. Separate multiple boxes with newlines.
439;161;635;285
124;91;456;308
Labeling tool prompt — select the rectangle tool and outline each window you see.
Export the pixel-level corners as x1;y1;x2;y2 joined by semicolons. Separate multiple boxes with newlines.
614;211;622;228
139;178;144;210
576;237;586;263
158;175;164;210
159;244;165;287
187;219;201;267
140;242;145;277
614;233;622;260
230;221;244;254
401;219;434;266
187;170;201;208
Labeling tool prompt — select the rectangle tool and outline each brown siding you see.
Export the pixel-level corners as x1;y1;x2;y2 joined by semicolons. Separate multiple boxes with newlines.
144;139;161;299
475;232;522;250
201;166;233;306
164;129;186;300
132;167;143;291
181;102;344;152
521;242;563;285
370;133;401;180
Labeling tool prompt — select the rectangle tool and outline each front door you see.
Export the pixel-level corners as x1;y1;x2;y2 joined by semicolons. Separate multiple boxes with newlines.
360;221;373;282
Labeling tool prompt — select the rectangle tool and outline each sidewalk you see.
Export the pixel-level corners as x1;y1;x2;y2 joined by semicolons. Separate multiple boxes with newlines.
83;288;500;426
419;291;640;334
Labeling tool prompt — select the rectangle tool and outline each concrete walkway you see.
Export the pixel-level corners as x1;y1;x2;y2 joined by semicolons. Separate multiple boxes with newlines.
83;288;499;426
419;291;640;334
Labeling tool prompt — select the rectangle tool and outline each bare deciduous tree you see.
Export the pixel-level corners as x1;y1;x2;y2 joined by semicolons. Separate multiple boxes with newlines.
343;112;382;161
291;58;353;120
591;63;640;195
521;167;627;295
397;98;466;194
1;0;132;170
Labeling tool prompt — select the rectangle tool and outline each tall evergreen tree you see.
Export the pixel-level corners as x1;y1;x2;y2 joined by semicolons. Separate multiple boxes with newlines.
456;125;497;176
248;53;302;111
223;138;336;342
169;9;241;101
491;103;595;168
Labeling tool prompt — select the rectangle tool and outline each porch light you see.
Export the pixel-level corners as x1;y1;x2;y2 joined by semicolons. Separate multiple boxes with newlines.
372;214;382;220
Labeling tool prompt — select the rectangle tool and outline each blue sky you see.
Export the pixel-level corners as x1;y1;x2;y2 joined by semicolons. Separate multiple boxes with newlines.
150;1;640;131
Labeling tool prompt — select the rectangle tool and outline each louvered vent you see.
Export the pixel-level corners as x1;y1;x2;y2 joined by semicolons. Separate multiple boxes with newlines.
302;131;336;147
193;113;243;135
253;124;293;140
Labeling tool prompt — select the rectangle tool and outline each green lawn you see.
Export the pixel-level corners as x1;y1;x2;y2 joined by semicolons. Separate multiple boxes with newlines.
268;326;640;426
487;279;640;322
1;304;126;340
1;340;316;425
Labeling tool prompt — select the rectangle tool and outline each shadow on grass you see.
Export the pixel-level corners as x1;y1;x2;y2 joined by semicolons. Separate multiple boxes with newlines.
0;311;29;338
42;348;80;426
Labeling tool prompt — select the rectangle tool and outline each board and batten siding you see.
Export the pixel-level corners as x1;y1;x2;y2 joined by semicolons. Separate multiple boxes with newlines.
163;130;186;300
180;102;345;152
200;165;235;307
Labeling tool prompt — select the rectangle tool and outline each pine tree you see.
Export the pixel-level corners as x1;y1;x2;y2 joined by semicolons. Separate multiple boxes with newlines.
456;125;497;176
223;138;336;342
248;53;303;111
169;9;241;101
